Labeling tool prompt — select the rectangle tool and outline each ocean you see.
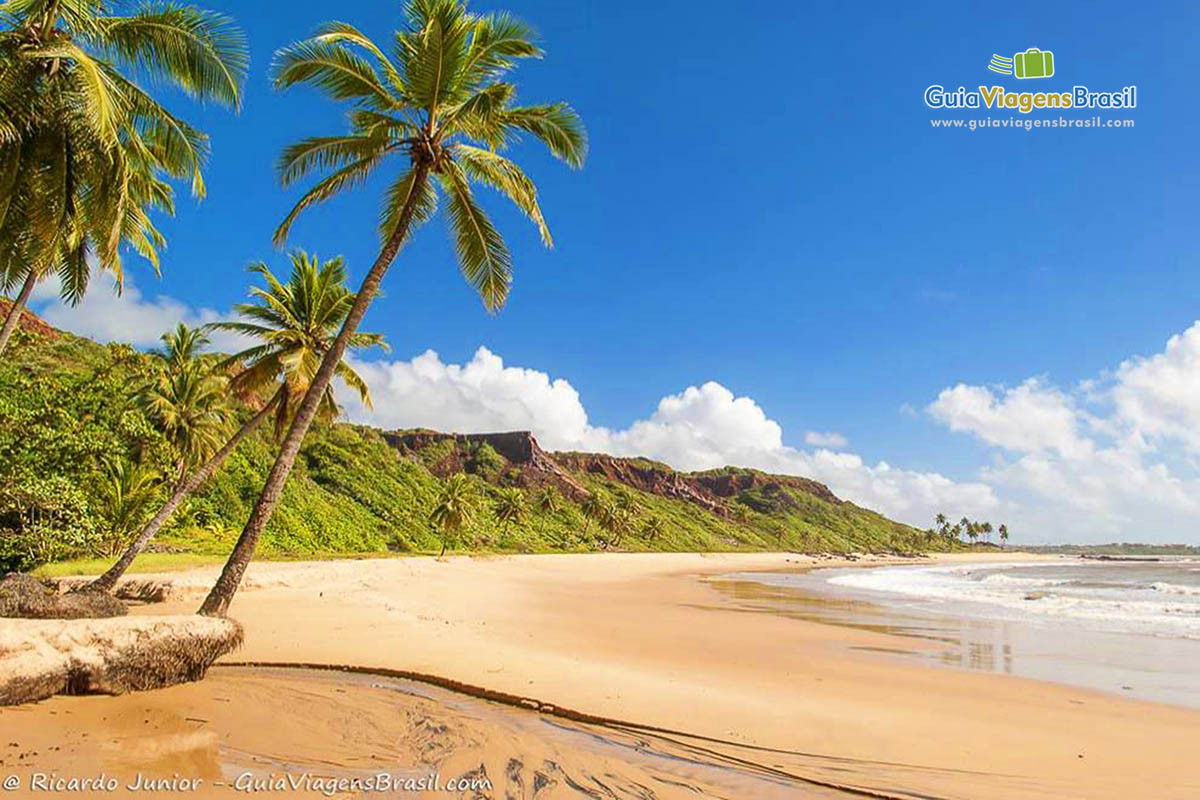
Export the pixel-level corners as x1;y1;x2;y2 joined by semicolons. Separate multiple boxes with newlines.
723;558;1200;708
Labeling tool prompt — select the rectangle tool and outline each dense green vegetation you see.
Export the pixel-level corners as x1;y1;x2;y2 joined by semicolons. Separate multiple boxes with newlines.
0;325;951;573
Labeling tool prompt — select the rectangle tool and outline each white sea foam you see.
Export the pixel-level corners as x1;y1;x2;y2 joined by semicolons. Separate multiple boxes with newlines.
827;562;1200;639
1152;582;1200;596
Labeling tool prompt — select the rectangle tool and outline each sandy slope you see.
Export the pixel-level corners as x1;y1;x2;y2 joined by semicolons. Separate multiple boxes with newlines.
6;552;1199;799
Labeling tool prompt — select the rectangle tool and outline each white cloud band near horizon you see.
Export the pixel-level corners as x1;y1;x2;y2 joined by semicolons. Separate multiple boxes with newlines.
26;274;1200;545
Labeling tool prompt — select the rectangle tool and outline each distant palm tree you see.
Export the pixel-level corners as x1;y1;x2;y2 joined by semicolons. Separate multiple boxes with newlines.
532;485;561;515
642;515;666;543
600;502;632;548
579;491;607;544
980;521;993;544
493;486;526;540
430;473;477;557
88;253;382;592
199;0;585;617
999;524;1009;546
0;0;248;355
614;490;639;515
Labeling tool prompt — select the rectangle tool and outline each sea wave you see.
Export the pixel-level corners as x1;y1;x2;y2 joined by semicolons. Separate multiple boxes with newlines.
1151;582;1200;596
827;563;1200;639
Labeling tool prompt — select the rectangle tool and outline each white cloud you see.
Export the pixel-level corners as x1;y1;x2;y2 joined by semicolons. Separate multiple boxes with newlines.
1111;322;1200;453
928;379;1092;459
928;321;1200;543
30;273;250;353
804;431;849;448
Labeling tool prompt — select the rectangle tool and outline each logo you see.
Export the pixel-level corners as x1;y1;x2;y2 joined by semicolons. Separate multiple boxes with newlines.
988;48;1055;79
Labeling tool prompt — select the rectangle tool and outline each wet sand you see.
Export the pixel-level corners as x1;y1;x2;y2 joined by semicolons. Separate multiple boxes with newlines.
4;552;1199;798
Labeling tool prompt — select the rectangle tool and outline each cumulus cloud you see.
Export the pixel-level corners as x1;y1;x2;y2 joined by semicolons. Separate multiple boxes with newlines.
929;379;1095;459
1111;322;1200;453
30;273;250;353
804;431;849;448
927;320;1200;542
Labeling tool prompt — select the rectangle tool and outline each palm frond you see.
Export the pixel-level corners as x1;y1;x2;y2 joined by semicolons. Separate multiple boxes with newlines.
452;144;550;245
90;5;248;109
500;103;587;168
438;161;511;312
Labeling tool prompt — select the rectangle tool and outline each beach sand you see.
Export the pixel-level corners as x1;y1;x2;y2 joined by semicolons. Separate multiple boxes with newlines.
3;552;1198;798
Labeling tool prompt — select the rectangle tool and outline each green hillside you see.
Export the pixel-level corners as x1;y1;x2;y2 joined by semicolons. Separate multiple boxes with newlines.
0;322;955;572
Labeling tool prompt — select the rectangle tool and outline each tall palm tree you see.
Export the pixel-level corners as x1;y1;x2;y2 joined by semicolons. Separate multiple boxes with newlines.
430;472;476;557
0;0;248;355
493;486;525;540
998;524;1009;546
199;0;585;616
88;252;383;592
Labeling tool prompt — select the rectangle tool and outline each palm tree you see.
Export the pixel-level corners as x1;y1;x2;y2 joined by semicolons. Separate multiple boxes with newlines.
966;522;979;544
493;486;525;540
999;524;1009;546
140;325;233;483
93;459;162;557
980;521;993;544
88;252;382;592
642;515;665;543
614;490;639;515
430;472;476;557
532;485;561;515
0;0;248;355
199;0;585;616
579;491;607;544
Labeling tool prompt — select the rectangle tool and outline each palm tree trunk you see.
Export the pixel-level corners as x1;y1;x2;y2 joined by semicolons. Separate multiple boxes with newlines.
88;398;279;593
0;270;37;356
198;165;431;617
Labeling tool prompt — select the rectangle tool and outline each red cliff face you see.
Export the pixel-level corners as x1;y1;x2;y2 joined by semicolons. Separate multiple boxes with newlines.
385;430;846;517
384;430;590;500
0;300;58;341
553;452;729;516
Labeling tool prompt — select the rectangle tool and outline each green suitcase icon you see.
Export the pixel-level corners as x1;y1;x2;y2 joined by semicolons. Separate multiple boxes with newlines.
1014;48;1054;79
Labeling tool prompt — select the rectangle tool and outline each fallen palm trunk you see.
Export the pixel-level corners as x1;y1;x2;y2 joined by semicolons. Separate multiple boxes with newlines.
0;574;126;619
0;615;242;705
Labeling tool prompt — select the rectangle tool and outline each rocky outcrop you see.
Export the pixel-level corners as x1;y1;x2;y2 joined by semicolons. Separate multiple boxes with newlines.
385;430;590;500
385;430;848;518
0;299;58;340
554;453;730;516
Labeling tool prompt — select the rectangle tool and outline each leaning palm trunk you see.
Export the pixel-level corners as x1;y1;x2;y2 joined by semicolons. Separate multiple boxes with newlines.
198;165;430;616
0;270;37;356
89;397;279;593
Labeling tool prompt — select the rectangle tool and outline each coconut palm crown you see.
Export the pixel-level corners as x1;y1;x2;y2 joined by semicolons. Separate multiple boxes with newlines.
271;0;587;310
0;0;248;330
208;250;385;438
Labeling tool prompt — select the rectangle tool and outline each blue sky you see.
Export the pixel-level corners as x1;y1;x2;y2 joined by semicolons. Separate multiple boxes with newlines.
32;0;1200;542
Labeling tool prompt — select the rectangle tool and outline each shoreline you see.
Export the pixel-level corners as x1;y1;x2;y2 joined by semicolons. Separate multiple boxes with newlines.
6;551;1198;798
